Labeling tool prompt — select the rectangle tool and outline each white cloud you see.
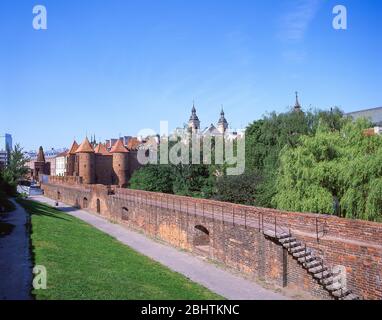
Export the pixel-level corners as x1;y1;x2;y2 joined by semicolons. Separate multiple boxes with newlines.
280;0;323;42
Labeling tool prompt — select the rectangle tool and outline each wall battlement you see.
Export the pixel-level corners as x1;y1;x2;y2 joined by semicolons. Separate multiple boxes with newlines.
42;180;382;300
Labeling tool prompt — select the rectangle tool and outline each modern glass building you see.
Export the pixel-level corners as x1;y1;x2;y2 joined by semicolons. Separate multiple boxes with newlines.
0;133;13;167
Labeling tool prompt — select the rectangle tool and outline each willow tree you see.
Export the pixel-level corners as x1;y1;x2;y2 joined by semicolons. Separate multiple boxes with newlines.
273;119;382;222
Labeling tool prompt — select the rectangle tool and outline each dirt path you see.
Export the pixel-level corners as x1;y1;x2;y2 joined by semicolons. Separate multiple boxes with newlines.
0;199;33;300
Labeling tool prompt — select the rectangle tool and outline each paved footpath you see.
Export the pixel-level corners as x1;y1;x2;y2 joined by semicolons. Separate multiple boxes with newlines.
0;200;33;300
31;195;288;300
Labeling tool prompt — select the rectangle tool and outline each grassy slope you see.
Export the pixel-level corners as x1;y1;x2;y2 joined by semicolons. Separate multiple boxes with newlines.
18;199;222;300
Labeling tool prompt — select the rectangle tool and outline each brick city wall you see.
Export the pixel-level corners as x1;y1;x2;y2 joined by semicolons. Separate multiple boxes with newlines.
42;179;382;300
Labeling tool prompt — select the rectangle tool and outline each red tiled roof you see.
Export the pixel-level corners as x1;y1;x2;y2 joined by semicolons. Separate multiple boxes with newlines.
75;137;95;153
110;139;128;153
68;141;79;154
127;137;140;151
94;143;111;155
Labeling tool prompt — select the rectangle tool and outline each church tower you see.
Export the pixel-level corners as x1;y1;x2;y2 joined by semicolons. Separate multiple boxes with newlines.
75;137;95;184
294;92;302;112
217;108;228;134
188;103;200;133
110;139;129;187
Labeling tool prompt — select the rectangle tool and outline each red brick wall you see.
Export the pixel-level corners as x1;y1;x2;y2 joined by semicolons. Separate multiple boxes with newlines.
41;181;382;300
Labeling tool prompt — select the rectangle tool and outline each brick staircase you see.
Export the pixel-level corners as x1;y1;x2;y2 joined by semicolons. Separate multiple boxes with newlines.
264;230;360;300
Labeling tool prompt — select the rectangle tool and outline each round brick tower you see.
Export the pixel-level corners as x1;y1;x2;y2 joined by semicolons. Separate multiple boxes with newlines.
75;137;95;184
66;140;79;176
110;139;129;187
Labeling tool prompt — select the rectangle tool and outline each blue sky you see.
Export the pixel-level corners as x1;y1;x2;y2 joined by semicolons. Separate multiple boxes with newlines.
1;0;381;150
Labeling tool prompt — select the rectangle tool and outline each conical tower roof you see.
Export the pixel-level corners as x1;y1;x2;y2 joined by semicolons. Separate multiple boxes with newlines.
75;137;95;153
127;138;140;151
110;139;128;153
36;146;45;162
218;108;228;125
189;103;200;122
94;143;111;156
68;141;79;154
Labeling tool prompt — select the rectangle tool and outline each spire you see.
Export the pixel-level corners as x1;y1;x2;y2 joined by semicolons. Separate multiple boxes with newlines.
217;106;228;133
294;91;302;111
189;102;200;122
188;101;201;132
36;146;45;162
191;101;196;114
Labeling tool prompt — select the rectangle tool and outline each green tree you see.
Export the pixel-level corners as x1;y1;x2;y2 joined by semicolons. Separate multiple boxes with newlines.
245;107;345;207
1;144;29;195
129;165;174;194
213;172;260;205
273;119;382;221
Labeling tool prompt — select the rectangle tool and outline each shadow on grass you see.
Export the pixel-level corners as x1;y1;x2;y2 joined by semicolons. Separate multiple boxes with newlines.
0;222;15;237
17;200;71;221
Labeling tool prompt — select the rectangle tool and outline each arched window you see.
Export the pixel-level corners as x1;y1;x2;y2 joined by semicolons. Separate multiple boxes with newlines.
195;225;209;236
57;191;61;200
122;207;129;221
96;199;101;214
83;197;88;208
193;225;210;254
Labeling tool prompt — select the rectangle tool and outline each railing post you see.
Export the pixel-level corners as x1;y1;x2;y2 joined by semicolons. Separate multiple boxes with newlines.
316;218;319;242
261;213;264;233
321;259;324;279
304;244;307;266
258;212;260;232
274;216;277;237
232;207;235;226
194;202;196;218
221;206;224;225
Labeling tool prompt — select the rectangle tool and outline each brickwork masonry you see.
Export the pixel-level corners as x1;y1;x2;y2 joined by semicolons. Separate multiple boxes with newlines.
42;180;382;300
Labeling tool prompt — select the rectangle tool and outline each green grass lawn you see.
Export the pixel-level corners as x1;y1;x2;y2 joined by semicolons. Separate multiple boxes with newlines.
18;199;222;300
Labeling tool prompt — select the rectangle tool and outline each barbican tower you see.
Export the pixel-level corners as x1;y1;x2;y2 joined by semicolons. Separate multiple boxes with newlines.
33;146;50;180
110;139;129;187
75;137;95;184
66;140;79;176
